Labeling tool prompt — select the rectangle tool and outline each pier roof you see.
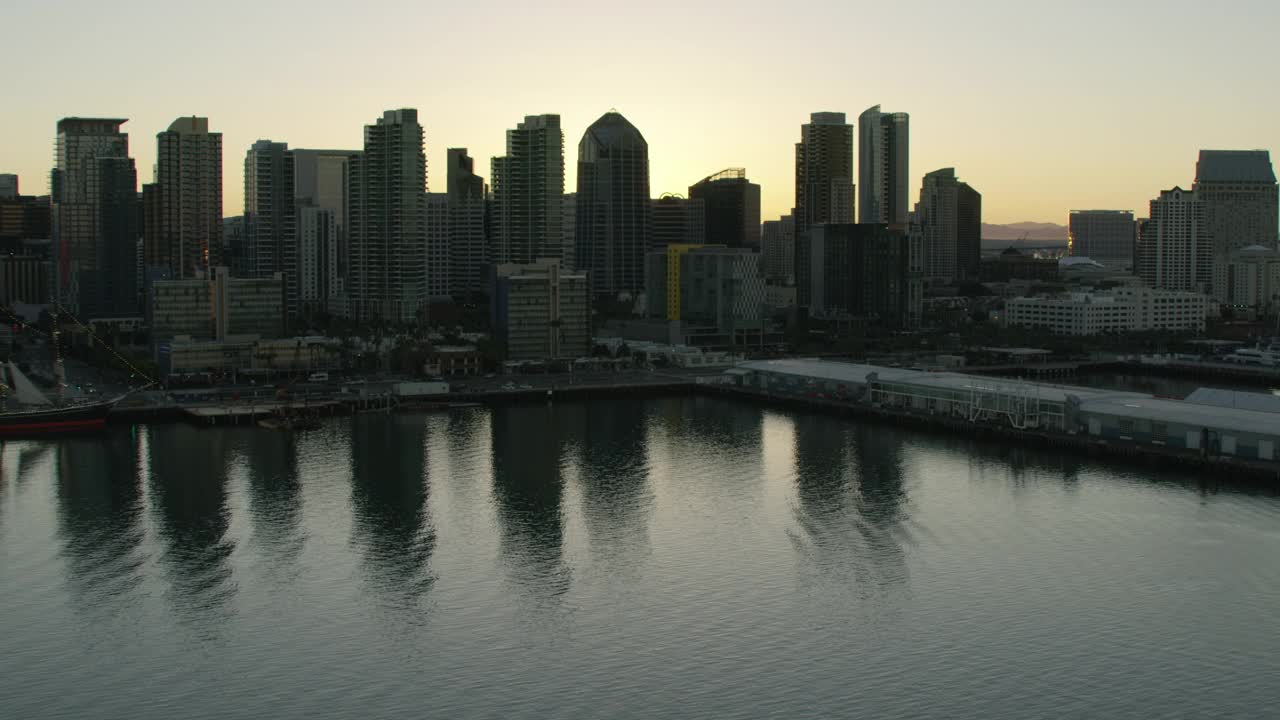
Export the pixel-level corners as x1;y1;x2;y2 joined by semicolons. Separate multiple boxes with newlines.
1080;396;1280;436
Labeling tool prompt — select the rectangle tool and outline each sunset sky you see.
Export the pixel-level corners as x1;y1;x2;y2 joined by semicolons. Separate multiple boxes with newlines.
3;0;1277;225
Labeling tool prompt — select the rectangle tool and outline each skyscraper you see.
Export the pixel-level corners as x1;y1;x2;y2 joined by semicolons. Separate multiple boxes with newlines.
424;192;451;300
1193;150;1279;300
1137;187;1210;293
346;109;427;322
93;157;141;317
147;117;222;279
0;175;17;200
244;140;298;318
688;168;761;249
913;168;981;284
794;112;854;238
491;115;564;265
298;207;338;313
575;111;651;298
446;148;488;299
294;148;356;306
761;214;796;283
51;117;130;311
1068;210;1136;273
858;105;909;225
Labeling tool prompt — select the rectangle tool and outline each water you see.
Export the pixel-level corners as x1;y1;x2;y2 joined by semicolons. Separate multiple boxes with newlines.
2;397;1279;719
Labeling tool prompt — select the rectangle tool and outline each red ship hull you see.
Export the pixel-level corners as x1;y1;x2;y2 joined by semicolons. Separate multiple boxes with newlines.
0;400;116;437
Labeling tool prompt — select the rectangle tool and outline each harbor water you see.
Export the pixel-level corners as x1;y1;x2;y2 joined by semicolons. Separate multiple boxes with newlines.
2;396;1279;718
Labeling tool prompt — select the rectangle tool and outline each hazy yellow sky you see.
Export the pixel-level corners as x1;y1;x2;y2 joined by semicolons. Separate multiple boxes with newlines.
3;0;1276;224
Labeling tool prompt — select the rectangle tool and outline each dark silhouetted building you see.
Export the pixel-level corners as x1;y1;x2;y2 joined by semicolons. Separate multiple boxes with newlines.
51;117;130;312
980;247;1059;283
689;168;761;249
797;223;921;329
650;194;704;250
446;148;488;299
575;111;651;298
761;214;795;282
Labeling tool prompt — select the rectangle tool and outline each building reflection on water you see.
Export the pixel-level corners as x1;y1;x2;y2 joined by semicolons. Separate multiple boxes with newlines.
349;414;435;604
790;413;910;594
146;424;237;630
571;401;654;575
54;428;146;608
238;428;305;578
489;404;571;603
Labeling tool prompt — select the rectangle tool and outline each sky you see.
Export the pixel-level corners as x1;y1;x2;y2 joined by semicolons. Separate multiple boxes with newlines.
3;0;1277;225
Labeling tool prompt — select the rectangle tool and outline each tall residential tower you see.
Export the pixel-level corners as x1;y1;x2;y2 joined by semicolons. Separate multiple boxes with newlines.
858;105;909;225
794;112;854;237
913;168;981;284
345;109;427;322
491;115;564;266
147;116;222;279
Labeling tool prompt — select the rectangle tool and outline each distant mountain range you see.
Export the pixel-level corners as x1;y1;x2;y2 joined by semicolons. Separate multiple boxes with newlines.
982;222;1068;242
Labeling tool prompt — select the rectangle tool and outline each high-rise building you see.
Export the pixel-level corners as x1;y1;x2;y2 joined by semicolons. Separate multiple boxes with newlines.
446;148;488;299
1193;150;1279;300
1137;187;1210;293
424;192;451;300
761;214;795;283
490;259;590;360
858;105;909;225
148;117;222;280
491;115;564;266
294;148;356;304
650;194;705;250
0;174;17;199
689;168;761;249
244;140;297;318
913;168;981;284
51;117;130;311
794;112;855;238
345;109;427;322
298;207;338;313
575;111;651;298
92;157;141;317
222;216;248;278
798;223;921;329
560;193;576;270
1068;210;1136;273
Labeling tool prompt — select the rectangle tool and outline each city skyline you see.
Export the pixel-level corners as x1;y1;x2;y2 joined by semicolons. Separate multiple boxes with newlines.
5;1;1278;226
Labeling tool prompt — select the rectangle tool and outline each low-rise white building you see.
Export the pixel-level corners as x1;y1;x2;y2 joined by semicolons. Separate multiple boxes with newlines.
1004;286;1211;335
